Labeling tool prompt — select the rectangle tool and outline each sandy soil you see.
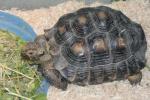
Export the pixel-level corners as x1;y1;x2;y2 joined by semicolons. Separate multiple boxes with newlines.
5;0;150;100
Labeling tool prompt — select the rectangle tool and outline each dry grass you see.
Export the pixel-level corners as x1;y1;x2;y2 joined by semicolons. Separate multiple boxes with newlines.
0;30;43;99
5;0;150;100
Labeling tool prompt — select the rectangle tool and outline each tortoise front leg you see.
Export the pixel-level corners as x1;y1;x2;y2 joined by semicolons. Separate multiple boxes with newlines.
38;66;68;90
46;69;68;90
127;71;142;85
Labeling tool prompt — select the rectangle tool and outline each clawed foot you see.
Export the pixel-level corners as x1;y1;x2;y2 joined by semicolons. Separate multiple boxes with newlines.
127;71;142;85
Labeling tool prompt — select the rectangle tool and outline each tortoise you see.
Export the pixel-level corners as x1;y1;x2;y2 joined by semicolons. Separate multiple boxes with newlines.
21;6;147;90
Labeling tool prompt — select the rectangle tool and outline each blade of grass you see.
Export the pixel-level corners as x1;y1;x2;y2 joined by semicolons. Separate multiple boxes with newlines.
0;76;25;81
0;64;34;80
5;88;32;100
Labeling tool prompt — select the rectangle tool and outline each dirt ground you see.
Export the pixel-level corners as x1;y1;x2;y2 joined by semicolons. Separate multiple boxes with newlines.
6;0;150;100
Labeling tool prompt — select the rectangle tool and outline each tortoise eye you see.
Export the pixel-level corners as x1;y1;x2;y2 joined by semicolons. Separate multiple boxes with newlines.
93;38;107;52
117;37;126;48
78;16;87;25
71;40;85;56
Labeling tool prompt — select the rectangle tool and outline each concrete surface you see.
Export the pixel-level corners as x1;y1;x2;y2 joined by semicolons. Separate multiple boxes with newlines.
0;0;112;10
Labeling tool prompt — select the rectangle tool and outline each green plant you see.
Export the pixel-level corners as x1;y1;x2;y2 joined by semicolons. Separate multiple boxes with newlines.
0;30;46;100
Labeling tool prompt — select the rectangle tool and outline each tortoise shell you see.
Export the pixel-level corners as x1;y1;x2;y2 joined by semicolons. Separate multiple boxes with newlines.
21;6;147;90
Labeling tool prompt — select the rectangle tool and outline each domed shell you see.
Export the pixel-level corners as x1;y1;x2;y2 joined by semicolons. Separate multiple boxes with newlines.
45;6;147;85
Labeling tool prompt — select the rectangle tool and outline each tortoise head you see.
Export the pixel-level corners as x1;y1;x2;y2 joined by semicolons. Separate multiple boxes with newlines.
21;35;52;63
21;42;45;62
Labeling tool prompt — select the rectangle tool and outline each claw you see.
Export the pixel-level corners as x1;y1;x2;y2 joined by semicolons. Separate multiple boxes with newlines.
127;71;142;85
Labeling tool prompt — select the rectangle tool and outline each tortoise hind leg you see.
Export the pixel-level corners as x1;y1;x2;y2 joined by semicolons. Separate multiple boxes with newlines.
127;71;142;85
